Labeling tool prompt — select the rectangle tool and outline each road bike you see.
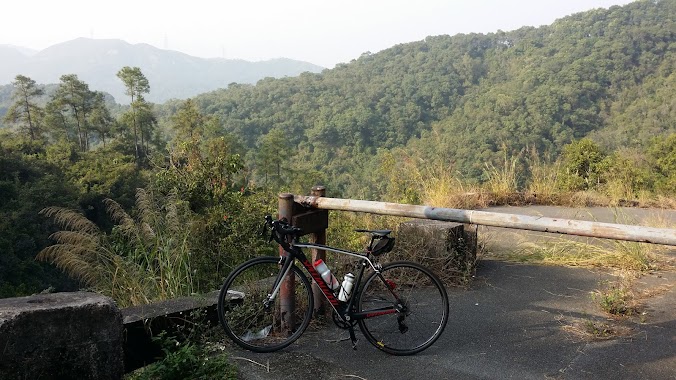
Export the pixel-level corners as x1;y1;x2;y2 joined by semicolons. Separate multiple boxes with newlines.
217;215;449;355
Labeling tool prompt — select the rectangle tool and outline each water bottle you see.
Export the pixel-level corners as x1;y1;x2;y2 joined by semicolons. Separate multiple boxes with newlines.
338;273;356;302
314;259;340;290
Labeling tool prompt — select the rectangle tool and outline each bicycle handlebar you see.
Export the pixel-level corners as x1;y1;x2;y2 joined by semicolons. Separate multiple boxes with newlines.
263;215;303;249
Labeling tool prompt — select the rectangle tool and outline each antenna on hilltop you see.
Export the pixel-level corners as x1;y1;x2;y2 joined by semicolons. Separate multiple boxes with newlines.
164;34;169;50
90;28;94;39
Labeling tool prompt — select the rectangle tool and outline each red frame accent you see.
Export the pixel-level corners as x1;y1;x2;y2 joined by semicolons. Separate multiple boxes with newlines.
299;258;341;307
364;309;398;318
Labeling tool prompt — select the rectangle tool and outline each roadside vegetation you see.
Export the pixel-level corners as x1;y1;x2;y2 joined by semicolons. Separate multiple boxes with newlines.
0;0;673;309
0;2;673;376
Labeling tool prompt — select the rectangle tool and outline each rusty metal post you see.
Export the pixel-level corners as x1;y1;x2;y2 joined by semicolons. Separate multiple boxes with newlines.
309;186;328;316
278;193;295;331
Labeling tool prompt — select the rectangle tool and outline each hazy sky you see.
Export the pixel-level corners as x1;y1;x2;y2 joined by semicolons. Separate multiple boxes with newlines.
2;0;634;68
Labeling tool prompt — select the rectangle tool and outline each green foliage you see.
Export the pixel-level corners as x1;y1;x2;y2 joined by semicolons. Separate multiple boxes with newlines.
557;138;610;191
117;67;154;163
2;0;676;303
152;126;275;289
127;333;236;380
117;66;150;101
0;132;79;297
37;189;197;307
43;74;114;151
252;127;292;188
647;133;676;194
593;281;636;316
149;0;675;198
3;75;45;142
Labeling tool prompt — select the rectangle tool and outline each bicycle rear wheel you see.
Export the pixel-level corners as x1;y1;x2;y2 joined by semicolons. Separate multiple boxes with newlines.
357;261;448;355
218;256;314;352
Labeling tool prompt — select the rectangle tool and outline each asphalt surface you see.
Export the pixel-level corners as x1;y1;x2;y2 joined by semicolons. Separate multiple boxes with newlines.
225;259;676;380
224;206;675;379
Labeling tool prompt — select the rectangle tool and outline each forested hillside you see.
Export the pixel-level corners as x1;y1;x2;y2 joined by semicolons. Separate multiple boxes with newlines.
170;0;674;196
1;0;674;300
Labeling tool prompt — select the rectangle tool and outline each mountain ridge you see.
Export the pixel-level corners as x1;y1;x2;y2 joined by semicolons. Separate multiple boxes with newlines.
0;38;324;103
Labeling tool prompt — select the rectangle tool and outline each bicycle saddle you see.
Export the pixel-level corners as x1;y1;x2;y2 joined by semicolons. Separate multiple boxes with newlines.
354;229;392;237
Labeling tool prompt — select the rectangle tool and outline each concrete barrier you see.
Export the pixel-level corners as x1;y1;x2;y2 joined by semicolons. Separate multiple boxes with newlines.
121;291;220;372
0;292;123;380
396;220;478;285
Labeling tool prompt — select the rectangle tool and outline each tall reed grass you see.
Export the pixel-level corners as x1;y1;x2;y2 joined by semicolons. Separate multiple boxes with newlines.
38;189;195;307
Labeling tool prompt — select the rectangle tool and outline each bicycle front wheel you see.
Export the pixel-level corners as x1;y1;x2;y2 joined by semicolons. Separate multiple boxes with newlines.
357;261;449;355
217;256;314;352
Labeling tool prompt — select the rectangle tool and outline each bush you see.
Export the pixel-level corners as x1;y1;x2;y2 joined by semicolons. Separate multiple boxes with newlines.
127;333;236;380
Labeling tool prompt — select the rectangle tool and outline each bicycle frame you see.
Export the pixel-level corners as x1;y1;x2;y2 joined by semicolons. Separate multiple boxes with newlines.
266;240;402;324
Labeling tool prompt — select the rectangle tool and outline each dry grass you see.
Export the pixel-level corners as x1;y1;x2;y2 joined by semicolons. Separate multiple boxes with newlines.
525;149;561;205
409;161;489;210
486;209;675;272
561;319;633;341
393;222;478;287
502;238;663;271
483;150;520;203
592;275;641;316
38;189;196;307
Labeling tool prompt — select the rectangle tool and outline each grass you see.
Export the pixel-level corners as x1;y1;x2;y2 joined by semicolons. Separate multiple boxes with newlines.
38;189;196;307
500;238;664;271
395;147;676;209
592;279;638;316
125;332;238;380
562;319;632;341
485;208;674;272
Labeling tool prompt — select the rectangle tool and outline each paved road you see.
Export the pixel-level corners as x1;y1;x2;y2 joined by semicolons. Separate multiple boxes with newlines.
478;206;676;254
227;259;676;379
225;206;675;379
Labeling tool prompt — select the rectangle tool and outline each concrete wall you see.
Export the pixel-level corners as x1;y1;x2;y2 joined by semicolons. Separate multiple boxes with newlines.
0;292;123;380
396;220;478;285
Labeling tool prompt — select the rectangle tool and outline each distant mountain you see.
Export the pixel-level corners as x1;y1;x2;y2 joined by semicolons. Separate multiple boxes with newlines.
0;44;37;56
0;38;324;103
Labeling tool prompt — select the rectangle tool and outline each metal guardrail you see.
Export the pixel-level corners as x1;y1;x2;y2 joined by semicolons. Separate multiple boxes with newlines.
294;195;676;246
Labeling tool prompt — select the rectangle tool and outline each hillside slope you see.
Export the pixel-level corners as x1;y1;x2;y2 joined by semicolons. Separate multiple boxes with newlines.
174;0;674;193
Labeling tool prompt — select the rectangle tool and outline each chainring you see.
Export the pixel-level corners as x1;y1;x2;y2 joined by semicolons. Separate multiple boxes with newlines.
332;310;358;329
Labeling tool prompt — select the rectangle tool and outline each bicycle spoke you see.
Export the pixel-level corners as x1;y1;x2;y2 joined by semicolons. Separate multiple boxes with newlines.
217;257;313;352
357;262;448;355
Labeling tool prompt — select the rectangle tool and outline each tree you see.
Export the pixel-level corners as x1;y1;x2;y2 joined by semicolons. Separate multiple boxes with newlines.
171;99;204;142
49;74;95;151
254;128;290;188
116;66;150;103
647;133;676;194
88;92;115;148
3;75;44;142
557;138;610;191
117;67;151;162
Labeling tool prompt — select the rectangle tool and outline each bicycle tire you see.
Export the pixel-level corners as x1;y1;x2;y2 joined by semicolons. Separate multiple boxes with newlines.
357;261;449;355
218;256;314;352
